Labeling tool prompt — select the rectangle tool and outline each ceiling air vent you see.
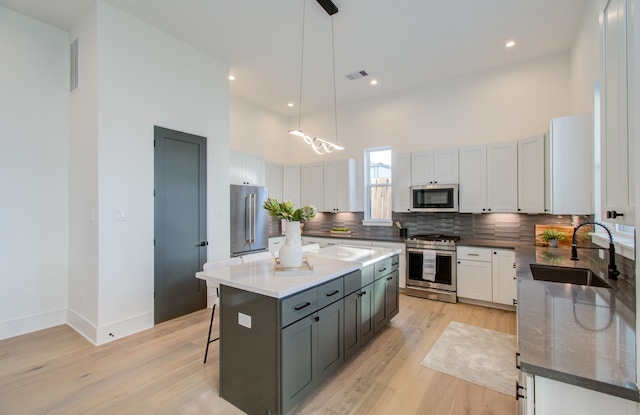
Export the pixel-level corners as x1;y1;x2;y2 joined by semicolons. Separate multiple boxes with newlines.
346;70;368;80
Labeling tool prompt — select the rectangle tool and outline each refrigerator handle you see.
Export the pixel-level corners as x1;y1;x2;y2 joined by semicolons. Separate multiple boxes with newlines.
249;194;256;243
253;194;258;243
244;194;251;243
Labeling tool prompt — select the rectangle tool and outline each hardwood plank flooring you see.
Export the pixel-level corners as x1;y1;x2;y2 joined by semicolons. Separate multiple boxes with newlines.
0;294;517;414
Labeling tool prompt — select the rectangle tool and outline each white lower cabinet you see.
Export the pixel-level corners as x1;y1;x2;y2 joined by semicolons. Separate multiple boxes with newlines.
491;249;517;306
269;236;285;254
457;255;493;302
301;236;343;248
456;246;516;306
532;375;638;415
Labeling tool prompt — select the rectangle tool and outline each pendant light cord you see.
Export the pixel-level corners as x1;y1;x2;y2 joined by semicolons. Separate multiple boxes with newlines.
331;17;338;146
296;0;306;130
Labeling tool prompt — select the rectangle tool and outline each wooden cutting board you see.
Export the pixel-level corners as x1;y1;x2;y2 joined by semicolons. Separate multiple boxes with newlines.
534;225;574;247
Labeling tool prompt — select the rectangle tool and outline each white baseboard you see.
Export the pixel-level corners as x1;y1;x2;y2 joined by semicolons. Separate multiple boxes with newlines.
0;308;67;341
95;312;154;345
66;308;98;345
67;309;154;346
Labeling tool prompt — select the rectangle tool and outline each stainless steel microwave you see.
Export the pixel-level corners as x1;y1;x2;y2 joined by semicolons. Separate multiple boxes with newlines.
410;184;459;212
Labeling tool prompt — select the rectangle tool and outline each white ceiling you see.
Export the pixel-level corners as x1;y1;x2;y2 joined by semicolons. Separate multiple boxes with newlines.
1;0;589;116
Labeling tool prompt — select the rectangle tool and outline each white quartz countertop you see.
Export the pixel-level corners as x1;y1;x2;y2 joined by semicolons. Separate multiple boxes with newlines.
195;246;400;299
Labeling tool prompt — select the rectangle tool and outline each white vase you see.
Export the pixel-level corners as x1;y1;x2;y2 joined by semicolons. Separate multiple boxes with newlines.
279;221;303;268
549;239;559;248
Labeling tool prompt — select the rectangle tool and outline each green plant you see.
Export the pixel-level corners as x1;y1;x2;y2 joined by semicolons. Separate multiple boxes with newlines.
263;198;317;222
538;229;566;242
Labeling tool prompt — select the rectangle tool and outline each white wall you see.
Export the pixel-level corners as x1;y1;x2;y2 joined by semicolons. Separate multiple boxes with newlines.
68;3;100;340
243;52;572;211
571;0;604;114
231;96;293;162
67;1;231;345
0;6;70;339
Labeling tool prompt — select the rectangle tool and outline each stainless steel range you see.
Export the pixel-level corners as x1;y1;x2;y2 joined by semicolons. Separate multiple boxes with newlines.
405;233;461;303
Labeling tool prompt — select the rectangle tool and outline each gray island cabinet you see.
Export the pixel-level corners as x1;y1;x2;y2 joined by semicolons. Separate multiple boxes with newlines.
197;247;400;415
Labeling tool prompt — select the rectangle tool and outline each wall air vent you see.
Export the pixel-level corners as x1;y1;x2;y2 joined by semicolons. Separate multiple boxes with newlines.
346;70;368;80
70;38;79;92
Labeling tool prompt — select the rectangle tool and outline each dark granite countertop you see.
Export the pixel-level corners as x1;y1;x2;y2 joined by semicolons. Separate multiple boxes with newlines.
515;245;638;401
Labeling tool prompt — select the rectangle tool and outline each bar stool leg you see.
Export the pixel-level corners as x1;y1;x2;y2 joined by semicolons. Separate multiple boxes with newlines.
203;304;219;364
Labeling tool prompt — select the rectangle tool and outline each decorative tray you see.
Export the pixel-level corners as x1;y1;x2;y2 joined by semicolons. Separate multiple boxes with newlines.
274;257;314;275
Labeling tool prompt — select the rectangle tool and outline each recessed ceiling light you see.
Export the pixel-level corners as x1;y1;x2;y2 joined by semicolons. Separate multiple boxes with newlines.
505;40;516;48
228;75;235;81
370;80;378;85
288;103;294;107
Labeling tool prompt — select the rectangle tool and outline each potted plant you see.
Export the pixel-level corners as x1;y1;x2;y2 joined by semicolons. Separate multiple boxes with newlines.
538;229;566;248
263;199;316;267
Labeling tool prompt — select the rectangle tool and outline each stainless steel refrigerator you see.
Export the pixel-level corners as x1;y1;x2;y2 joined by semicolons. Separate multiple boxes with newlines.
230;184;269;257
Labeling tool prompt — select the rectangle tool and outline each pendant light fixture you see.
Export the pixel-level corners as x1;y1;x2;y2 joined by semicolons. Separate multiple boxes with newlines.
288;0;344;154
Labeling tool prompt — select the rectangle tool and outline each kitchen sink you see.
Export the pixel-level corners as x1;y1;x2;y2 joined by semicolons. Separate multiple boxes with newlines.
529;264;613;289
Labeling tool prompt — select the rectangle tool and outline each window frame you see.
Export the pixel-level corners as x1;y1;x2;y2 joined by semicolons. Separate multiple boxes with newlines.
363;146;393;226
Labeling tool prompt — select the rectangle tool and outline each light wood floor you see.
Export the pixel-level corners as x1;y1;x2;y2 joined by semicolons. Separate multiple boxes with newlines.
0;294;517;414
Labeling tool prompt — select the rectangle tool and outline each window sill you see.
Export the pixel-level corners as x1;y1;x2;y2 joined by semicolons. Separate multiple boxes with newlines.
591;232;635;260
362;220;393;227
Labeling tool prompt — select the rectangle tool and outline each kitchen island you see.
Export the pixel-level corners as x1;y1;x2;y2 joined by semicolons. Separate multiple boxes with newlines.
196;246;401;415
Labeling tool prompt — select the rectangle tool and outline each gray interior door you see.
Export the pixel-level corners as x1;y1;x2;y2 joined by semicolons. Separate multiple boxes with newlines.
154;126;207;324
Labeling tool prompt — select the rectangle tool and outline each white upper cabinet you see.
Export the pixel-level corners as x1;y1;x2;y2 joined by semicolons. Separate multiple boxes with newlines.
487;141;518;212
230;151;265;186
459;142;517;213
324;158;356;212
411;148;459;185
547;114;593;215
518;135;546;213
282;164;301;207
265;162;283;200
601;0;635;225
393;152;412;212
459;146;488;212
300;162;324;211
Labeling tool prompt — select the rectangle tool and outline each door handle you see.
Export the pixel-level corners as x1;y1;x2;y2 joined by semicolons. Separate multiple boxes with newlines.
196;241;209;247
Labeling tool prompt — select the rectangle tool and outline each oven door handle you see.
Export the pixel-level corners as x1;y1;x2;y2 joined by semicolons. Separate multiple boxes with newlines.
407;248;455;256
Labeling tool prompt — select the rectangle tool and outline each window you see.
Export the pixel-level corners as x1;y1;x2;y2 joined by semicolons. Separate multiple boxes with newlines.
364;147;392;224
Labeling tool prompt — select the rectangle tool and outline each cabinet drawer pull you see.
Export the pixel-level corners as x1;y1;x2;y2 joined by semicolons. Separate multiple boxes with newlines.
392;262;399;266
515;352;521;369
325;289;340;297
467;253;480;256
294;302;311;311
378;267;387;272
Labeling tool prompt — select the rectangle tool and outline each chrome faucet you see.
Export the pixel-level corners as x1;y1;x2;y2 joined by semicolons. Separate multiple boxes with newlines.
570;221;620;279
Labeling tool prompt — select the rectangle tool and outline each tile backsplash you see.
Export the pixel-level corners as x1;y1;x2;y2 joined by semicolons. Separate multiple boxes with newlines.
272;211;591;245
